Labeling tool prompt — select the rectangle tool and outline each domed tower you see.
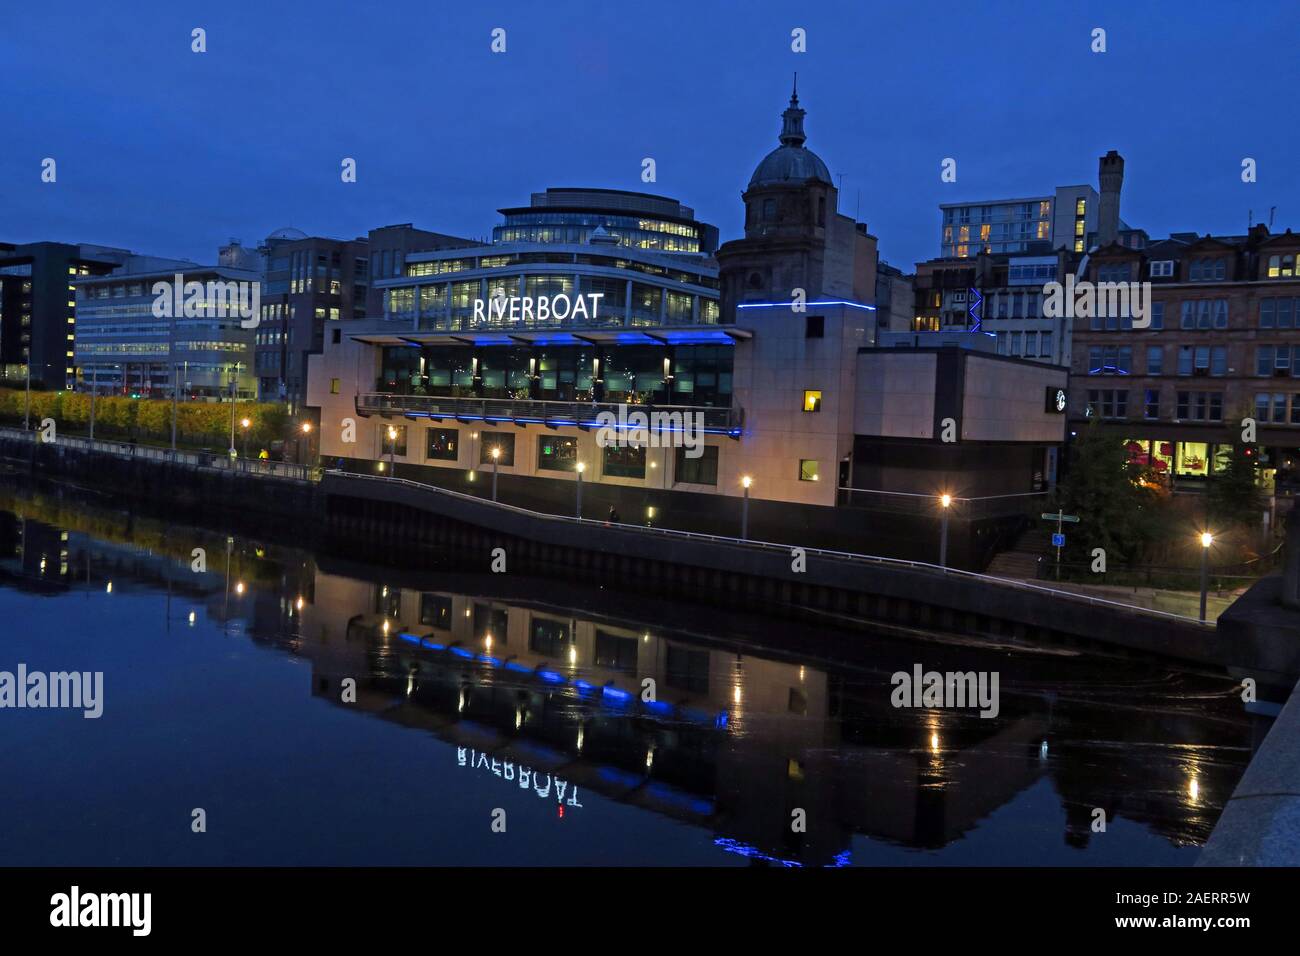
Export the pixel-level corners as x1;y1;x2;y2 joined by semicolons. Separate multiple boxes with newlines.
718;80;857;317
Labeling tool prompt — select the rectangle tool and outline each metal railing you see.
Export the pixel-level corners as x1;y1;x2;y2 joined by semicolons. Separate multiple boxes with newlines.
836;486;1049;519
0;426;318;481
329;469;1212;626
356;392;744;434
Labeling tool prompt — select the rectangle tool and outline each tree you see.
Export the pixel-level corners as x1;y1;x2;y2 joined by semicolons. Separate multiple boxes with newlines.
1206;443;1263;531
1056;420;1161;567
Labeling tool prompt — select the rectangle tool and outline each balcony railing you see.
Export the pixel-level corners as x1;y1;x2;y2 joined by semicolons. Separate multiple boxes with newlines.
355;392;744;436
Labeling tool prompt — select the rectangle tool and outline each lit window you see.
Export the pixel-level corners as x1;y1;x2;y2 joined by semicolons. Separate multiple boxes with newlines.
798;459;820;482
803;390;822;413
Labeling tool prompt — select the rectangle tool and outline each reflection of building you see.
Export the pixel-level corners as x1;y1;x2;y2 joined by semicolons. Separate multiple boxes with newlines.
1070;223;1300;489
308;88;1065;567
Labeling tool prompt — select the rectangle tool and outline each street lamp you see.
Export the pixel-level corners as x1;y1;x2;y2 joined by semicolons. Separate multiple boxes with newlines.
740;475;752;540
387;425;398;477
227;368;239;460
240;417;251;460
575;461;585;519
1199;531;1214;622
491;446;501;502
300;421;313;468
939;494;952;569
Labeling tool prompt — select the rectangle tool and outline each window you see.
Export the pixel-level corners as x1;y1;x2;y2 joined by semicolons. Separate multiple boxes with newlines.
1086;389;1128;419
1175;391;1223;422
479;431;515;466
594;631;638;672
1144;346;1162;375
1040;332;1053;358
331;328;341;343
665;644;709;693
529;618;569;658
1098;263;1130;283
603;444;646;479
1189;258;1226;281
473;603;508;644
1150;301;1164;329
1260;297;1297;329
1149;260;1174;277
537;435;578;472
426;427;458;461
419;594;452;629
330;378;340;394
803;389;822;412
798;459;820;482
1143;389;1161;419
805;315;824;338
1180;299;1228;330
675;445;718;485
1267;254;1295;278
1088;345;1132;374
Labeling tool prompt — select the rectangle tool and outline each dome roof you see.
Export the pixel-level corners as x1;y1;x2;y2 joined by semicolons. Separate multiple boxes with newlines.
749;145;832;188
747;82;832;189
266;226;308;241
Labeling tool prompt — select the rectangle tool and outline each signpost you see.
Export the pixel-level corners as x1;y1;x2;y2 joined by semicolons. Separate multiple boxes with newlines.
1042;510;1080;580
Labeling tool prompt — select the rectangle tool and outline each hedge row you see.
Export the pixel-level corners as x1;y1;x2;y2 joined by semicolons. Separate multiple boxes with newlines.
0;387;289;449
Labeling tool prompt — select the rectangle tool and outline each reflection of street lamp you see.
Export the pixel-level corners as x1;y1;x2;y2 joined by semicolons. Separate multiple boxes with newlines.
1199;532;1214;622
740;475;752;540
575;461;585;519
491;446;501;501
939;494;952;568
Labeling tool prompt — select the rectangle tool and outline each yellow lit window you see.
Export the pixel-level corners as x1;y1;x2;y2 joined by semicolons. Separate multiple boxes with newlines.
803;390;822;413
68;267;77;275
1075;199;1086;216
958;226;970;243
1037;221;1050;239
330;378;340;394
1074;240;1084;253
1075;220;1085;237
799;459;820;482
980;224;990;241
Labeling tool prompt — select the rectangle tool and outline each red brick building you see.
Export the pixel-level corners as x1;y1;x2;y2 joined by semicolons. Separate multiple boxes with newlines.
1069;225;1300;490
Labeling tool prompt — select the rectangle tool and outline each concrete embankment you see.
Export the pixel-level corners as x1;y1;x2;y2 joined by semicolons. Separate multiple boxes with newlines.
320;471;1300;684
1199;676;1300;865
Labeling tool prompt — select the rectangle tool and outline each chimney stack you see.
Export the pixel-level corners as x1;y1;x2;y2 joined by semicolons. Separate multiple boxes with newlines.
1097;150;1124;248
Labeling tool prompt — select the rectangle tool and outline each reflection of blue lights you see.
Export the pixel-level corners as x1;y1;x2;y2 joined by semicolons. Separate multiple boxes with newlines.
599;767;643;788
830;850;852;868
646;783;714;816
478;655;502;666
504;661;533;674
714;838;802;867
715;711;729;729
421;639;445;651
643;699;672;716
398;632;421;645
449;646;474;659
537;669;567;684
574;679;596;695
602;685;632;704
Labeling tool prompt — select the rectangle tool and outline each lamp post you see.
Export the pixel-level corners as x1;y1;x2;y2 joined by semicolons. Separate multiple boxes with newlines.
227;369;238;461
575;461;585;519
1199;532;1213;622
740;475;752;540
491;446;501;502
300;421;313;467
170;363;180;455
89;366;98;442
386;425;397;477
939;494;952;568
240;417;251;460
23;361;31;430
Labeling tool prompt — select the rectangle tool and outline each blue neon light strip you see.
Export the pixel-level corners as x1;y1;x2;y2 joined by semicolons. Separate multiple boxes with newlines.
967;287;983;333
737;300;877;312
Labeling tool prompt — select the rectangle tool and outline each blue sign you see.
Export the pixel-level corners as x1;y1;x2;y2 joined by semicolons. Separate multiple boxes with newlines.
1052;533;1065;548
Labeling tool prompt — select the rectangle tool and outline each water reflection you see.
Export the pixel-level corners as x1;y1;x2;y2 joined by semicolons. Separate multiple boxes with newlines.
0;484;1259;866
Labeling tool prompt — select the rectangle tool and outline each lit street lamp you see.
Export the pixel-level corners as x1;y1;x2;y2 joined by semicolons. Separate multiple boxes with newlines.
740;475;752;540
1199;531;1214;622
386;425;398;477
491;446;501;502
575;461;585;519
939;494;952;568
240;417;251;460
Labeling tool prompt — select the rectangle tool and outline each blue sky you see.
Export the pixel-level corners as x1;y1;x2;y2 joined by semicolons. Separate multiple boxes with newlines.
1;0;1295;268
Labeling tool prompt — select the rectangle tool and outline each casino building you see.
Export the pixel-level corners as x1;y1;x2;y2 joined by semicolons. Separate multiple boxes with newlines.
307;88;1066;568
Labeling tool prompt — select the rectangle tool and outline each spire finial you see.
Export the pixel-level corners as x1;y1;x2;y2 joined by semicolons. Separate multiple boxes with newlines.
779;79;806;148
